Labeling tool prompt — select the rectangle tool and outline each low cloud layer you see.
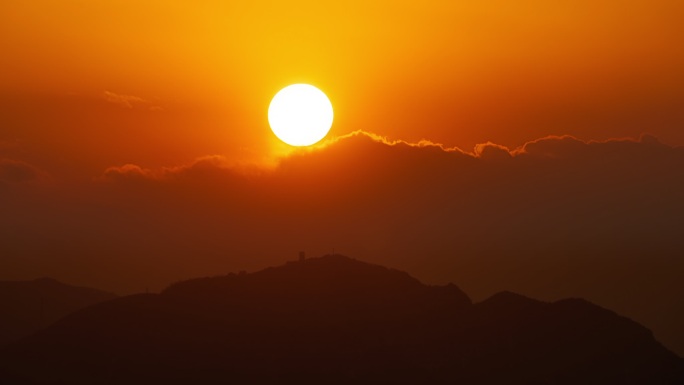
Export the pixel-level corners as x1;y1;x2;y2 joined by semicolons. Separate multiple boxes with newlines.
2;131;684;355
100;155;238;182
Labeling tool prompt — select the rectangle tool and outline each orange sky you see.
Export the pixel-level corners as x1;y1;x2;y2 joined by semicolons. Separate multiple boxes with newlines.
2;0;684;176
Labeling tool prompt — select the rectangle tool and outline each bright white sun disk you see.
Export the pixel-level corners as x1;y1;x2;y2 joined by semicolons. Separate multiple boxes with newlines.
268;84;333;146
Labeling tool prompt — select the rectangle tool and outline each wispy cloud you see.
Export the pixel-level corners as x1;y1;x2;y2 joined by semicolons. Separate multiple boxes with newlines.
103;91;147;109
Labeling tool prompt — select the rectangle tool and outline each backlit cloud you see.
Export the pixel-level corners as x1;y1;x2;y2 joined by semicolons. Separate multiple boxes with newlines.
98;156;243;183
473;142;512;161
100;163;156;182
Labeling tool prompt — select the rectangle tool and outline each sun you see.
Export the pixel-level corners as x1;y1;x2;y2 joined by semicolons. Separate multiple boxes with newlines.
268;84;334;146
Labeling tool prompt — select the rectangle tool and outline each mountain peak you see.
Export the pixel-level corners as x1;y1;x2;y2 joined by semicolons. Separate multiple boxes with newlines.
163;254;472;314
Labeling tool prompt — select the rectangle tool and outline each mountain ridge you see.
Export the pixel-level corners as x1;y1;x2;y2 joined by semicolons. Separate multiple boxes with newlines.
1;255;681;384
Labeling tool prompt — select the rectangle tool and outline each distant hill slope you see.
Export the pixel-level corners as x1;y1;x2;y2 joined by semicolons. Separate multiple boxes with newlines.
0;277;117;346
1;255;681;384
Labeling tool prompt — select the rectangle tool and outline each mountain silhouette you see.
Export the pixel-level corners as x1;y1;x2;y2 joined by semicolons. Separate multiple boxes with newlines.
1;255;681;384
0;277;116;348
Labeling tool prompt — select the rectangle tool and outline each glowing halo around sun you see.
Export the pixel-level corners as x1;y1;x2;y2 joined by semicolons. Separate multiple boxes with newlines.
268;84;333;146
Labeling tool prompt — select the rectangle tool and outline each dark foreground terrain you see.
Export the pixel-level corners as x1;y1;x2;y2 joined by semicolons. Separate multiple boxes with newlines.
1;255;682;384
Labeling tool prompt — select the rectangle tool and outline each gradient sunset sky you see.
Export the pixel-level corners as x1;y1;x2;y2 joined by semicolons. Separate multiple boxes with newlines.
2;0;684;355
3;1;684;170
